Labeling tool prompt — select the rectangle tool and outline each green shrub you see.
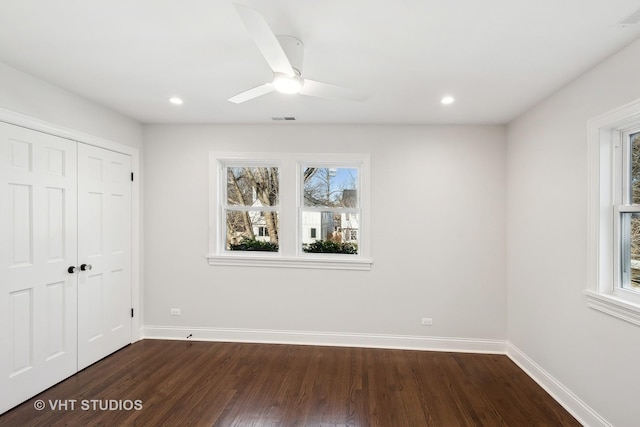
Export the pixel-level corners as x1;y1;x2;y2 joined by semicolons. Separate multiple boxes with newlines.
303;240;358;254
229;238;278;252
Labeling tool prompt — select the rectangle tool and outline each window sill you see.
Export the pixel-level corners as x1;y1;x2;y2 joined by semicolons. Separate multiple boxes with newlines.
584;290;640;326
206;254;373;271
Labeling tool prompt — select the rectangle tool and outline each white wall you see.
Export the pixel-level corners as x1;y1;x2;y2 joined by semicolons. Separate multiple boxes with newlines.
507;39;640;427
0;62;142;149
143;124;507;343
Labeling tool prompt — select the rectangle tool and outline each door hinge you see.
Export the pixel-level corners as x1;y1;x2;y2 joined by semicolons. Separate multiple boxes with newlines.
131;308;134;318
131;172;134;182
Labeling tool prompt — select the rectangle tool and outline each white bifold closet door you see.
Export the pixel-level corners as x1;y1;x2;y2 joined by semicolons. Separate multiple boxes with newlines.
0;123;78;413
77;143;132;370
0;122;132;414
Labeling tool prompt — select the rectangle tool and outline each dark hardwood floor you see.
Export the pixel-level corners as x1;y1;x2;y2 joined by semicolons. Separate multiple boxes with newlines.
0;340;580;426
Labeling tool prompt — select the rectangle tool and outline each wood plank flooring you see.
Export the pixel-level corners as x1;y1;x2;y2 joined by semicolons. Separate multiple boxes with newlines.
0;340;580;426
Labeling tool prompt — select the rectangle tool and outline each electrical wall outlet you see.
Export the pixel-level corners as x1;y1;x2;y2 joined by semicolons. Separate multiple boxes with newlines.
170;308;181;316
421;317;433;326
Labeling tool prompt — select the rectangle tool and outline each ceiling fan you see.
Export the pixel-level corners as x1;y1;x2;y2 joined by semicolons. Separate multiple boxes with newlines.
228;4;365;104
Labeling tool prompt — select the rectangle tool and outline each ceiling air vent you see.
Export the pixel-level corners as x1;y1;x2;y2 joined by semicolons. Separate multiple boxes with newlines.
620;8;640;26
272;117;296;121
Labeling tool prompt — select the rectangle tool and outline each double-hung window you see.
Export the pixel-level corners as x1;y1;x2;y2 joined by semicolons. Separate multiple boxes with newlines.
587;101;640;325
208;153;371;270
223;164;280;253
616;130;640;298
301;165;360;255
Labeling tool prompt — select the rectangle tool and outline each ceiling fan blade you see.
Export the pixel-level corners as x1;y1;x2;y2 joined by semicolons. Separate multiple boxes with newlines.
233;4;295;76
228;83;274;104
300;79;366;102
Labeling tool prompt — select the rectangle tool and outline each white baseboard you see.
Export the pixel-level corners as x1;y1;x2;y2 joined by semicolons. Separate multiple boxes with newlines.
507;343;611;427
142;325;508;354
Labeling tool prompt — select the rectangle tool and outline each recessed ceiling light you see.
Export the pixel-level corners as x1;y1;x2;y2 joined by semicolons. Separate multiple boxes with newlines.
169;97;184;105
441;96;455;105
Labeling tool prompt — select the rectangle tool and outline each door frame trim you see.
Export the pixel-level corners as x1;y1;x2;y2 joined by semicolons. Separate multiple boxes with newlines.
0;107;142;342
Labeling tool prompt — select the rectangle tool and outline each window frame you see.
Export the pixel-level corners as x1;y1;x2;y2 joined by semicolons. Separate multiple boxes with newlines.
586;100;640;325
207;152;372;270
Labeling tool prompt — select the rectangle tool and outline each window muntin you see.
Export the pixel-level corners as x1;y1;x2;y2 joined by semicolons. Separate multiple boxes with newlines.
301;167;360;255
223;165;279;252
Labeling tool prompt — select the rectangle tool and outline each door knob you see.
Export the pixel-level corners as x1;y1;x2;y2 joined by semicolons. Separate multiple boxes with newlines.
68;266;77;274
80;263;92;271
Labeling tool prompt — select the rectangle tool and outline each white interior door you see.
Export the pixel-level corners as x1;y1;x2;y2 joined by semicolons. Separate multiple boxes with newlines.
0;122;78;413
77;144;132;370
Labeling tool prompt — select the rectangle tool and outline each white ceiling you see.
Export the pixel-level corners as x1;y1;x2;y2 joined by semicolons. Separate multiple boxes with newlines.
1;0;639;125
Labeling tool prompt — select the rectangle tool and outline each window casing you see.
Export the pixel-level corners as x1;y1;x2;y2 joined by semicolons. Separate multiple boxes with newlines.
208;152;372;270
587;101;640;325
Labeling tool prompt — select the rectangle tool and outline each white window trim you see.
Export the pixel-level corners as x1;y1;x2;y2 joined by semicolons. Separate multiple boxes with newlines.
207;152;372;270
586;99;640;325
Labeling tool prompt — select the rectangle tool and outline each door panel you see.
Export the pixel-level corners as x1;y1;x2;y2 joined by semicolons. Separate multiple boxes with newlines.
0;122;78;414
77;144;132;370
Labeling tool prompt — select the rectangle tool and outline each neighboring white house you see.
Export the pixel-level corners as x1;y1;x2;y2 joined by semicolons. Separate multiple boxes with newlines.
300;211;359;245
248;209;272;242
247;190;359;246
